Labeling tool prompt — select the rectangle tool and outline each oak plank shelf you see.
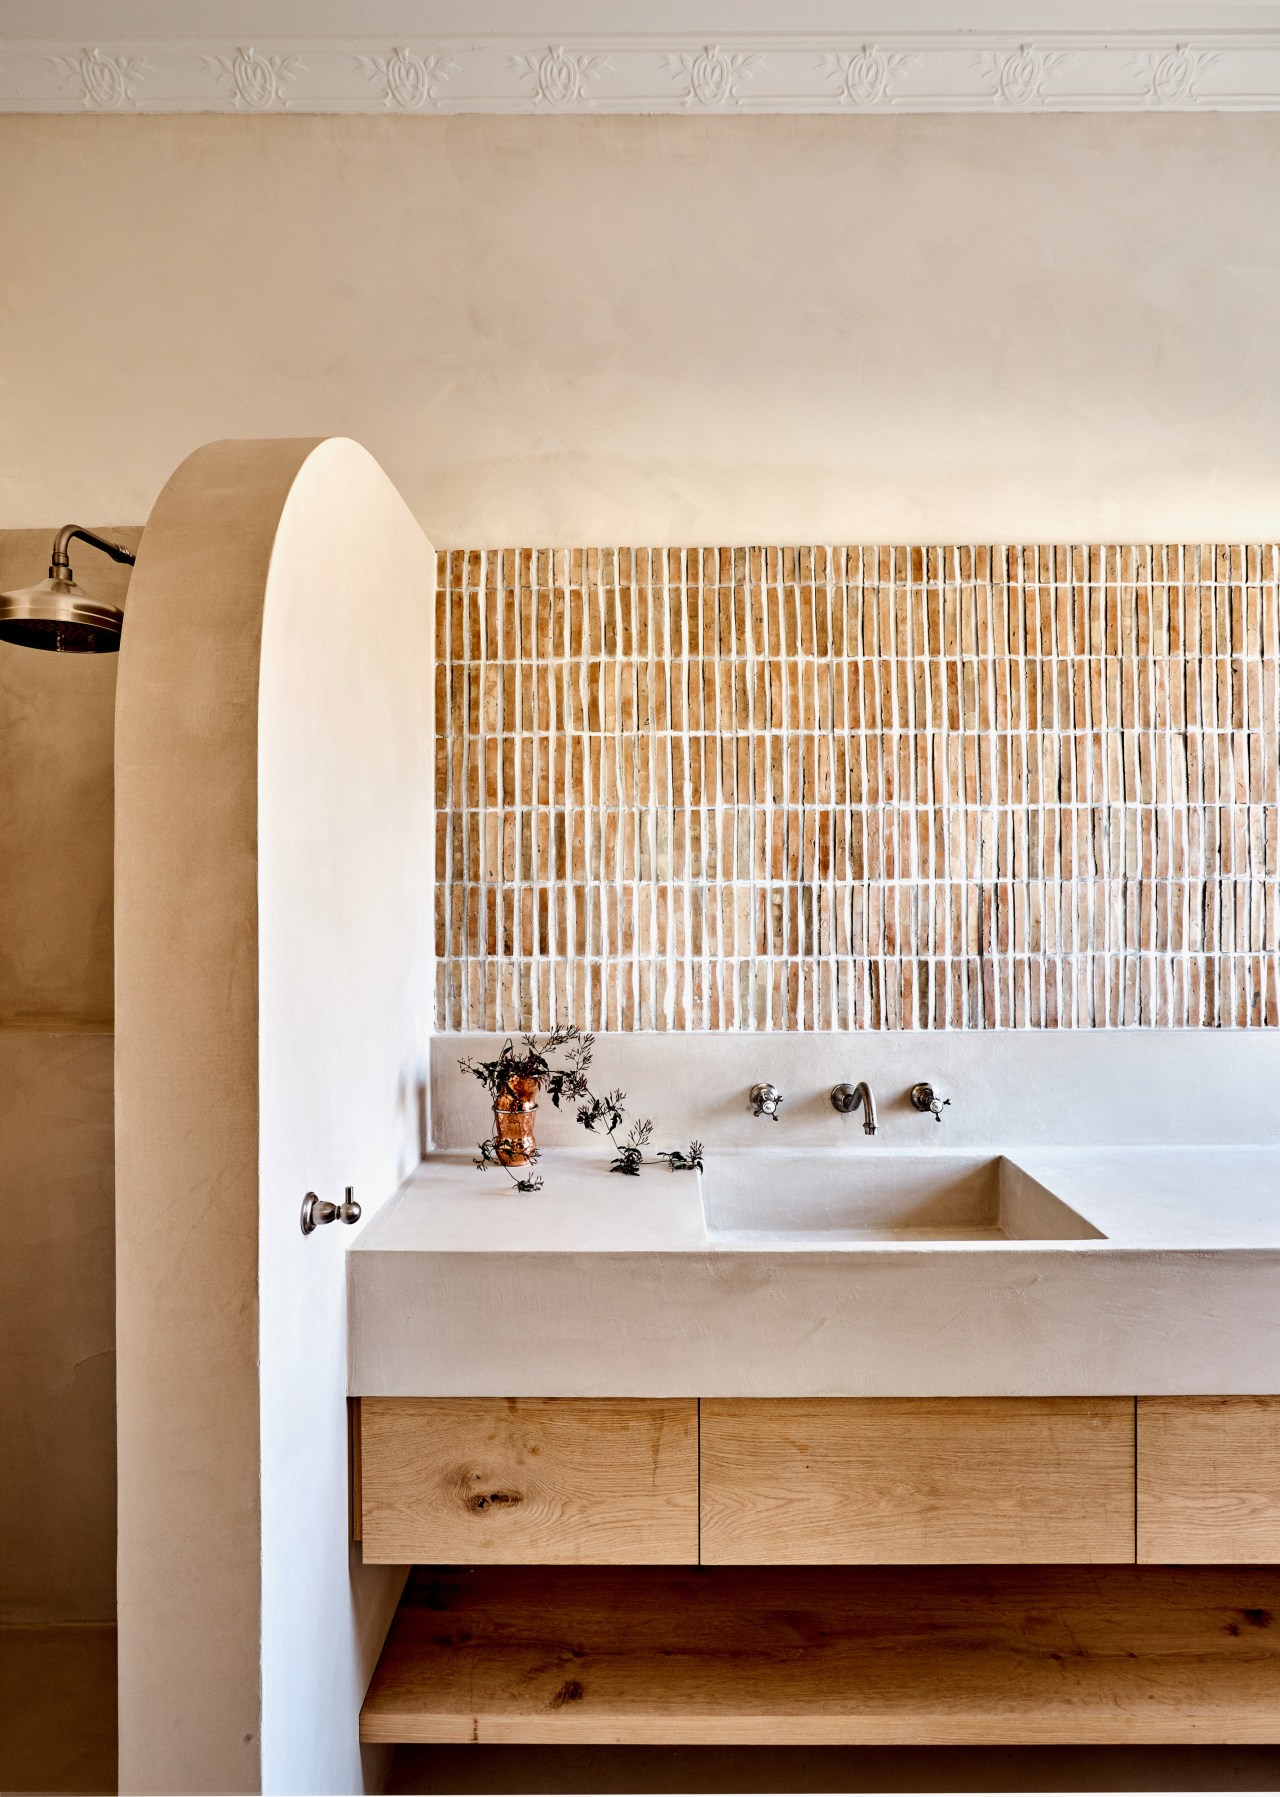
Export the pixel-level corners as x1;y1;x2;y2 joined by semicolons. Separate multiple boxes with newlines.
359;1563;1280;1747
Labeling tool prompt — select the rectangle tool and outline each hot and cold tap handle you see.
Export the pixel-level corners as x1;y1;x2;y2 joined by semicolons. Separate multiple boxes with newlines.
910;1082;951;1122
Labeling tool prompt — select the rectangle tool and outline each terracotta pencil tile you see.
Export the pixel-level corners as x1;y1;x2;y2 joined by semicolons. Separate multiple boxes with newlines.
434;544;1279;1031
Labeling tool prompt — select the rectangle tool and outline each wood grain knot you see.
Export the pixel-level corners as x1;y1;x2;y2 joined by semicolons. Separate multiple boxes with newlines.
551;1679;585;1707
467;1489;522;1514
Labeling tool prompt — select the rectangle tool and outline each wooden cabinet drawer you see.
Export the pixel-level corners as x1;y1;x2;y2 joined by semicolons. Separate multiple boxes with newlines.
700;1398;1136;1565
1138;1397;1280;1564
358;1398;698;1565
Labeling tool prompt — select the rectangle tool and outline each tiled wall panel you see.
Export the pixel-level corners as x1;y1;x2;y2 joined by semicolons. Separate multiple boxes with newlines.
435;546;1280;1030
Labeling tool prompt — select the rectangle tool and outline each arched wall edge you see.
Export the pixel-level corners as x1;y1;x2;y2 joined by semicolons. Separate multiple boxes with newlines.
115;437;435;1794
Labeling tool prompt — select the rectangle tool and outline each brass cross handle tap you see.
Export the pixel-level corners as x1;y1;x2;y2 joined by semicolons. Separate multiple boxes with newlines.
749;1083;784;1120
910;1083;951;1123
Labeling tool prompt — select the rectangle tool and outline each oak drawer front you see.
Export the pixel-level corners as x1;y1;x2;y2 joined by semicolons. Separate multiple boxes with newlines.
700;1398;1136;1565
359;1398;699;1565
1138;1397;1280;1565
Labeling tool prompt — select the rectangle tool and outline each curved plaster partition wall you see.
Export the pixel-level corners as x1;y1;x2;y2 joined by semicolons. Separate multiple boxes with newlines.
115;439;434;1795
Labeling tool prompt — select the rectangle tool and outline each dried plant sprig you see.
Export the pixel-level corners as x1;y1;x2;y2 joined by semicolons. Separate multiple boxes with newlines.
577;1088;627;1135
658;1141;704;1172
609;1115;654;1176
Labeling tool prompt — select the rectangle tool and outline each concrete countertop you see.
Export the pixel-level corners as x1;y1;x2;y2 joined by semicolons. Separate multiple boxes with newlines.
347;1145;1280;1397
357;1149;711;1254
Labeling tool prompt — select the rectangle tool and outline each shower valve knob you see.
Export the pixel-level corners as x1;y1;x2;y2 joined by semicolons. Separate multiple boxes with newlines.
300;1187;362;1236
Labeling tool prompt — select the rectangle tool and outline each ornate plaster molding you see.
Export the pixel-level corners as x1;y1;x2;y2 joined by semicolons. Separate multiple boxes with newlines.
4;32;1280;114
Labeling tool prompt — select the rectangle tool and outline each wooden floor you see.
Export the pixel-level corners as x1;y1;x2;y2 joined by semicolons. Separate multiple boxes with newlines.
0;1624;118;1795
385;1742;1280;1794
360;1564;1280;1748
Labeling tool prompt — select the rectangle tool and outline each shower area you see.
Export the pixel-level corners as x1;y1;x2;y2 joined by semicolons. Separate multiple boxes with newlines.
0;523;138;1791
2;438;436;1795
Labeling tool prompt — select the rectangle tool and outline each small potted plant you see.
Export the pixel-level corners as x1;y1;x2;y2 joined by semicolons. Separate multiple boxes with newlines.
459;1028;702;1192
460;1028;591;1171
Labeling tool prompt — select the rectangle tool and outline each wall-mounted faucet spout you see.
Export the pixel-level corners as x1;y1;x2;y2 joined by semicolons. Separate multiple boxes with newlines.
831;1081;877;1135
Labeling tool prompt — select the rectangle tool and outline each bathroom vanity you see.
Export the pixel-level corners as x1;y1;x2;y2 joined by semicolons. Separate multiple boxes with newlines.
348;1033;1280;1746
354;1391;1277;1569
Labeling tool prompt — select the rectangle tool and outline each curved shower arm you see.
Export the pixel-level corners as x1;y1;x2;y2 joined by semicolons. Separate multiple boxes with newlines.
51;524;136;574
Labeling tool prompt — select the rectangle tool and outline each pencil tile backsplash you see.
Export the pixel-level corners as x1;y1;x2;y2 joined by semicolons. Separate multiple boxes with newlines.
434;546;1279;1031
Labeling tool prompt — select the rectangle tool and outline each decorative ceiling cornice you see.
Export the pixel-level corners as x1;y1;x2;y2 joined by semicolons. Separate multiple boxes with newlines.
4;32;1280;113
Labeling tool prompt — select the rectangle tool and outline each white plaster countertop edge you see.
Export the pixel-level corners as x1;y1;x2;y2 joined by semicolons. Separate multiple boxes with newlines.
347;1145;1280;1397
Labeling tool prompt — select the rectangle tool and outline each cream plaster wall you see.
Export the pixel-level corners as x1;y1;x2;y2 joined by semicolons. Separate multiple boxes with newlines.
115;444;284;1795
257;441;433;1794
2;113;1279;546
115;438;433;1795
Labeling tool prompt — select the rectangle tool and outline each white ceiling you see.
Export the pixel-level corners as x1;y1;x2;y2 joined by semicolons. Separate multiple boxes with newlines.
7;1;1280;28
6;2;1280;30
4;1;1280;111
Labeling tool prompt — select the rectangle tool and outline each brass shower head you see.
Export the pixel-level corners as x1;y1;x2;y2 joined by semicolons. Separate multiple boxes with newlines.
0;524;134;653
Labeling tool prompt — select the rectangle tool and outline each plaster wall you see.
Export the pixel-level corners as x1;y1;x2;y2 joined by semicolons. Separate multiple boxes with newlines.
114;438;433;1795
115;446;283;1794
2;113;1280;546
0;529;135;1027
0;529;135;1628
433;1030;1280;1154
257;441;434;1793
0;1028;115;1624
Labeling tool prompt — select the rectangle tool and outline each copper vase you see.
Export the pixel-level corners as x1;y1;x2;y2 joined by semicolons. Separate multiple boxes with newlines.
493;1074;539;1167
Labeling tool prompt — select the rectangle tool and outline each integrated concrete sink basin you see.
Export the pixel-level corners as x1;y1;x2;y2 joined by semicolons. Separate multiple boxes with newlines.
349;1145;1280;1393
700;1150;1105;1244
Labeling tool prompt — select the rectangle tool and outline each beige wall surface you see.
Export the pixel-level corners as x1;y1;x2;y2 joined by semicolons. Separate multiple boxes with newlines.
0;529;138;1027
0;1029;115;1625
2;113;1279;547
115;441;284;1795
0;528;133;1629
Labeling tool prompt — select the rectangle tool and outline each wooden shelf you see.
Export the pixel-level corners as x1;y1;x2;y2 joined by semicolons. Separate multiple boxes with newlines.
360;1563;1280;1747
